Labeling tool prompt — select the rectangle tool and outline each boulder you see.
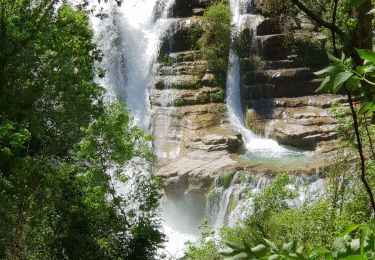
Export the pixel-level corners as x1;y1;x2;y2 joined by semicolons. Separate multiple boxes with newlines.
256;18;280;36
201;73;215;85
156;150;237;195
186;127;243;152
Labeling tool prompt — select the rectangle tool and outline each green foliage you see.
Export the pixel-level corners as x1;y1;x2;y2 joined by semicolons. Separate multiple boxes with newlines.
0;119;30;162
1;3;102;156
0;1;164;259
315;50;375;97
210;91;226;103
172;81;201;90
196;91;225;104
186;168;372;259
217;174;296;248
199;2;232;86
197;93;211;104
174;98;187;106
221;222;375;259
183;220;223;260
219;173;236;189
267;202;346;250
188;24;204;51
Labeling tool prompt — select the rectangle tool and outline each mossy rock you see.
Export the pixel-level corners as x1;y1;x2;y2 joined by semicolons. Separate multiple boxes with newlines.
210;90;225;103
173;98;187;107
218;172;235;189
158;54;175;66
244;110;265;135
196;93;210;104
170;51;202;62
173;81;201;90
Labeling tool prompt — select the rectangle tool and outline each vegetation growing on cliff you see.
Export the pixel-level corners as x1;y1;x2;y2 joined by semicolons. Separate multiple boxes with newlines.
199;2;232;86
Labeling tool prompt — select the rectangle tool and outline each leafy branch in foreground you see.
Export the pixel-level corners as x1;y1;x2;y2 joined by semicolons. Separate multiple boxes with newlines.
221;223;375;259
314;49;375;214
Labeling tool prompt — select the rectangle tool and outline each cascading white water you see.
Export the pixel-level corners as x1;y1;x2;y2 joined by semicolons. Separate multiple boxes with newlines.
226;0;292;154
212;173;240;229
89;0;175;128
206;172;324;228
70;1;196;258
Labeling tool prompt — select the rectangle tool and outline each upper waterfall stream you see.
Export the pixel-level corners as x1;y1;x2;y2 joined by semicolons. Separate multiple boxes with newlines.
90;0;174;128
226;0;306;159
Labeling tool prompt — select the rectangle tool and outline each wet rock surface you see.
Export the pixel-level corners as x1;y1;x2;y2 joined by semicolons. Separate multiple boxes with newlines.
244;95;346;151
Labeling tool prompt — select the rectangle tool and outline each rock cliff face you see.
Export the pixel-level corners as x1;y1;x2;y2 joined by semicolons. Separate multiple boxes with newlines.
239;7;347;152
151;42;243;196
153;0;343;196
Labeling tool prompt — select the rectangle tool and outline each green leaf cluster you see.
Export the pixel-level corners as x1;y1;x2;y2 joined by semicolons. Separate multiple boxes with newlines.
0;1;164;259
315;50;375;115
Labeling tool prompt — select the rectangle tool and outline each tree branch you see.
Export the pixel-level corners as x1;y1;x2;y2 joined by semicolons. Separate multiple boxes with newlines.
332;0;339;55
290;0;345;38
345;87;375;214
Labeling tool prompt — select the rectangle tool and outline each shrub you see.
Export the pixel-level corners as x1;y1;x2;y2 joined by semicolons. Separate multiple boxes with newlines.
173;98;187;107
198;2;232;86
173;82;201;90
197;93;210;104
210;91;225;103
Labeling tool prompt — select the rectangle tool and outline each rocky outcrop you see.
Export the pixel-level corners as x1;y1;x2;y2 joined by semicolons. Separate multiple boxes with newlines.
156;125;242;196
244;95;346;151
152;49;243;195
152;0;341;196
162;17;202;52
238;6;343;154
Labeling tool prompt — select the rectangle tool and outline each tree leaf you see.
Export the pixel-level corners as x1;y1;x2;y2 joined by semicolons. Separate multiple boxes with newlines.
364;65;375;73
268;254;280;260
340;224;360;237
359;102;375;114
227;253;249;260
315;76;331;93
264;238;279;252
342;255;367;260
224;240;246;250
345;76;360;90
334;71;353;92
252;244;267;253
282;241;294;253
327;52;341;64
315;66;340;76
357;49;375;63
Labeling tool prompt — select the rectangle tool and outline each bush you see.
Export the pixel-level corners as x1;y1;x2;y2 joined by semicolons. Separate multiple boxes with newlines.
174;98;187;107
210;91;225;103
198;2;232;86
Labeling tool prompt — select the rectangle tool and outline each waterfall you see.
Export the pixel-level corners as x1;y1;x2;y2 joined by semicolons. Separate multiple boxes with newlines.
206;172;324;228
68;1;196;258
226;0;290;154
88;0;175;128
211;173;240;229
